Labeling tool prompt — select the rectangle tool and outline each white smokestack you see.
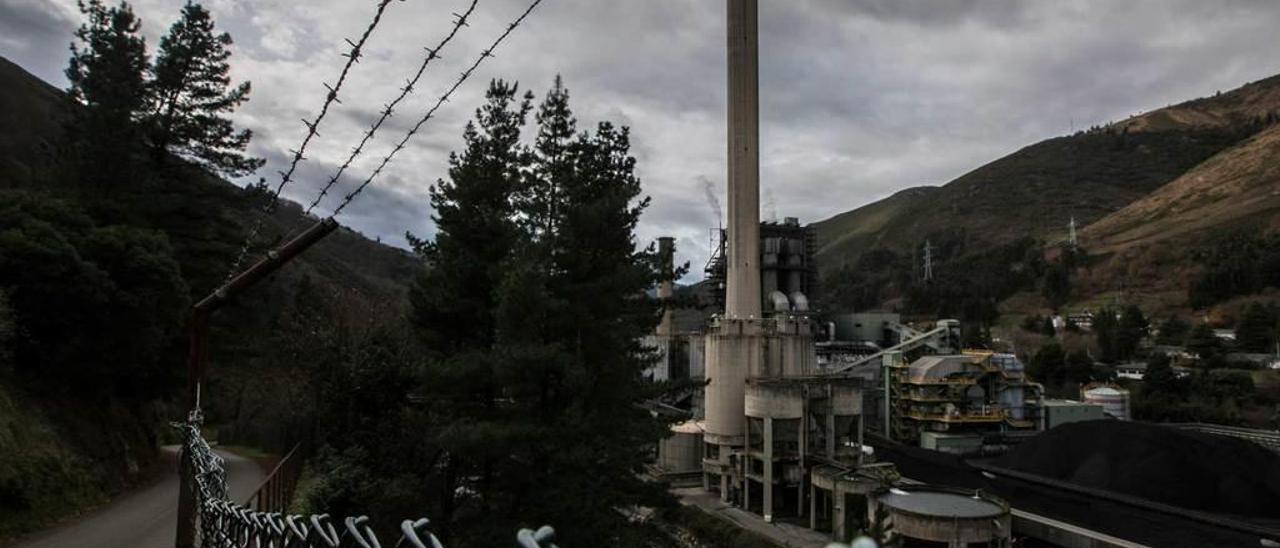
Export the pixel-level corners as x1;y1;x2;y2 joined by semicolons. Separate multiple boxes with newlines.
725;0;760;319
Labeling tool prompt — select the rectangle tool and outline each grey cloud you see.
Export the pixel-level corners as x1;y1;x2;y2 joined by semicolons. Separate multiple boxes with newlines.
0;0;77;86
9;0;1280;283
805;0;1032;28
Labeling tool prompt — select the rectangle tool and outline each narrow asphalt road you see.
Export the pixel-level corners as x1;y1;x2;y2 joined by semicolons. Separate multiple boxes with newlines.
13;446;265;548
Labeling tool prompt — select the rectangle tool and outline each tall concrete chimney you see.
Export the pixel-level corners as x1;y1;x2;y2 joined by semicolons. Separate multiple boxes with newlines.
657;236;675;336
725;0;761;319
702;0;764;501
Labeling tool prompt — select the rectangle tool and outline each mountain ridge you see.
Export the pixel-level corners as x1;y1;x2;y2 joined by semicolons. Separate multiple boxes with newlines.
812;70;1280;312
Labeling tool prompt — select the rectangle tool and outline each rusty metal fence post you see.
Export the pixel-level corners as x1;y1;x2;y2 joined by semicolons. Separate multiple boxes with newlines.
176;445;197;548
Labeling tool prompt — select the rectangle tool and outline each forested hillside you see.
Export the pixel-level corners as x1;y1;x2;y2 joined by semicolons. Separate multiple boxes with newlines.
0;50;416;536
1078;123;1280;309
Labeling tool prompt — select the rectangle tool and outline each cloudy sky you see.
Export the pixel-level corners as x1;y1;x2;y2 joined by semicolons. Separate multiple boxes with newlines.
4;0;1280;279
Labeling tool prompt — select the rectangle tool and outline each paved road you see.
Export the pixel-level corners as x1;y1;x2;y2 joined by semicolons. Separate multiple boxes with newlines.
672;487;830;548
14;446;265;548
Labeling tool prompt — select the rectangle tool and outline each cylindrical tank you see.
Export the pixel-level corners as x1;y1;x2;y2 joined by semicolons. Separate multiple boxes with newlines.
703;318;761;445
1083;385;1130;421
658;421;704;474
873;486;1011;546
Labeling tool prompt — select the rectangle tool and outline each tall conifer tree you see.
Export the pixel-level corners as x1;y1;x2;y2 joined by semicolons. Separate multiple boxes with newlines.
495;80;673;544
409;78;674;545
1235;302;1277;353
408;80;533;543
66;0;149;184
149;1;263;176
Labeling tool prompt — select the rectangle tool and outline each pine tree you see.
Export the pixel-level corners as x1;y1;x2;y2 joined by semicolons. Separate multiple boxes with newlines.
408;81;531;542
1042;261;1070;310
1235;302;1276;353
1041;316;1056;337
1143;353;1180;397
520;74;576;240
1187;322;1222;364
1093;308;1120;364
410;80;530;355
66;0;150;184
1065;350;1094;384
408;78;674;545
489;79;672;545
1031;342;1066;386
1116;304;1149;362
149;1;263;176
1156;315;1190;346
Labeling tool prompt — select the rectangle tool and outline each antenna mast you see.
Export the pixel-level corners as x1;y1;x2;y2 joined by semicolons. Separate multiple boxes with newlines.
1069;216;1078;249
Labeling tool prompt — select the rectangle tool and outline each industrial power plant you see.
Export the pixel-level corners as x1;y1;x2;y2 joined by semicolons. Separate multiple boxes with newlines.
640;2;1280;547
646;1;1029;545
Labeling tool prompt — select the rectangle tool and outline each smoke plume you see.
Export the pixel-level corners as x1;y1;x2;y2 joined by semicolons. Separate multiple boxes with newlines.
700;175;722;227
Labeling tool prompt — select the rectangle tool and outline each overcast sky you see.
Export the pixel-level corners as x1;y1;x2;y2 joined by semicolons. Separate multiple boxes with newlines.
4;0;1280;280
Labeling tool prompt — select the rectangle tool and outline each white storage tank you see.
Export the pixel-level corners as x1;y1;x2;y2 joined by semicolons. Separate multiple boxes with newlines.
1082;385;1130;421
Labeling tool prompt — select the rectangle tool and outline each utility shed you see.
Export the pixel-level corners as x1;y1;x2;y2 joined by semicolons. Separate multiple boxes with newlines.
1041;400;1105;430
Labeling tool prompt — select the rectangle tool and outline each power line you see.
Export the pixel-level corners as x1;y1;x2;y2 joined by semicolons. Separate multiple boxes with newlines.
303;0;479;217
330;0;546;217
225;0;399;280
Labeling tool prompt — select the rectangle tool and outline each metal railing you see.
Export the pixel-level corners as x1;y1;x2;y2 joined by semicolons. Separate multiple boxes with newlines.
176;416;559;547
245;443;304;513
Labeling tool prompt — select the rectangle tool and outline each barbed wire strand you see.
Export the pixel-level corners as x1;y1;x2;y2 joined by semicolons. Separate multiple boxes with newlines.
304;1;480;218
330;0;545;217
224;0;398;281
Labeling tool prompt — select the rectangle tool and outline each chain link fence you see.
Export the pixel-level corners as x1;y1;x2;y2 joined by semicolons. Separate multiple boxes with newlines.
175;416;558;547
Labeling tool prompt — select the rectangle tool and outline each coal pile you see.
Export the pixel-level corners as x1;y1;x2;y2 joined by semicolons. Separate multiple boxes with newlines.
995;420;1280;517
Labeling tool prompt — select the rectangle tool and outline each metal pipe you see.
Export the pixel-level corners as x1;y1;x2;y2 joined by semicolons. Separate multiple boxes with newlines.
195;218;341;313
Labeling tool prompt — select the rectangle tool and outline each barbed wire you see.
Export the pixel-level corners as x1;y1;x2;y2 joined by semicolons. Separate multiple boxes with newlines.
225;0;398;281
303;0;480;218
330;0;546;217
175;419;559;547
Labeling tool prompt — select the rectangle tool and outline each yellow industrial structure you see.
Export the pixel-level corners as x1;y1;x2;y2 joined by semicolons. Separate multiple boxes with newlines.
884;351;1043;446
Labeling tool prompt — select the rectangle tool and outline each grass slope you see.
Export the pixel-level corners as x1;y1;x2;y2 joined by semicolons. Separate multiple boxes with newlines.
1084;123;1280;253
